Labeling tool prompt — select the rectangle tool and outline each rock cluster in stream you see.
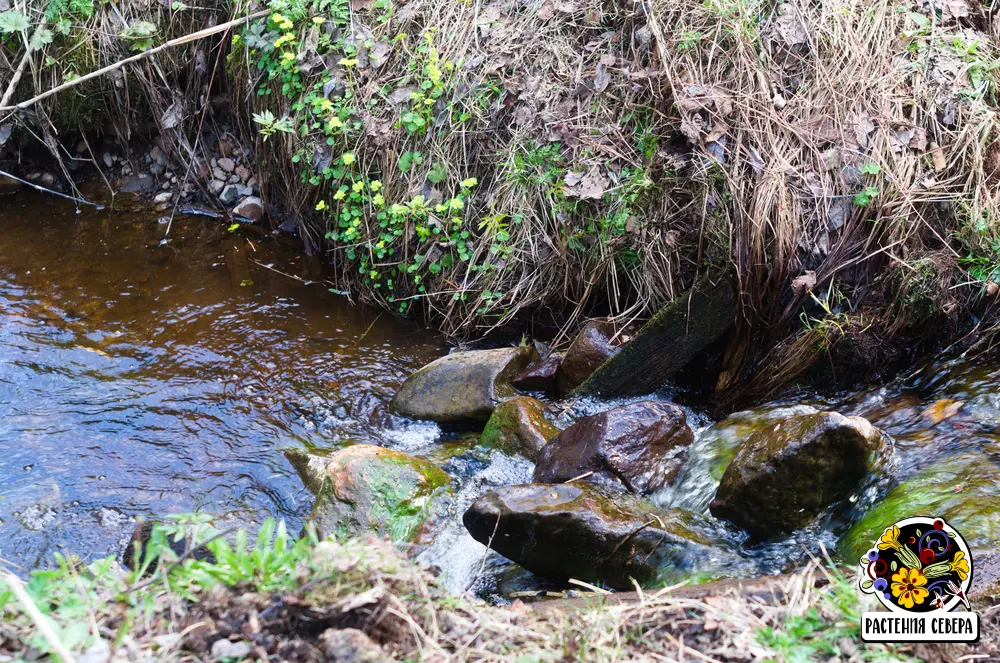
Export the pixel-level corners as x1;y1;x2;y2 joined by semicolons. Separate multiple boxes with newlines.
285;320;908;592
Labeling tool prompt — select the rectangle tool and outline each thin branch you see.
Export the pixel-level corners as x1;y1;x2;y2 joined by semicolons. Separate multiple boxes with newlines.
0;10;269;113
0;168;104;208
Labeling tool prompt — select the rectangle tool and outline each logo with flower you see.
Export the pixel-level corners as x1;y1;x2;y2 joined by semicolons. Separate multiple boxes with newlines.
859;516;972;613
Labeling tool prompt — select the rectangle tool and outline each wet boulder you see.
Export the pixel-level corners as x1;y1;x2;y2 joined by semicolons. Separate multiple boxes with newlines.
481;396;560;460
841;452;1000;562
392;346;538;422
288;445;451;542
463;482;737;589
232;196;263;222
557;321;621;394
533;401;693;495
512;353;563;394
700;404;821;483
710;412;886;539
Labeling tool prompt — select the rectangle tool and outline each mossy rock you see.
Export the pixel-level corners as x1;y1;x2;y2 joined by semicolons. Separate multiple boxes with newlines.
480;396;559;460
841;452;1000;562
288;445;451;542
392;346;538;422
698;405;821;482
463;482;748;590
710;412;887;539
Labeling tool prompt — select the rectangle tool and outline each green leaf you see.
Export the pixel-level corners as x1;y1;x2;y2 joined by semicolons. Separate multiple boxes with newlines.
0;10;31;34
30;28;54;50
860;162;881;175
427;162;447;184
909;12;929;28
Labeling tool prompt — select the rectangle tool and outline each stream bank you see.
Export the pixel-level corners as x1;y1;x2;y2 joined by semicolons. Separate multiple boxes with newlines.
5;189;1000;606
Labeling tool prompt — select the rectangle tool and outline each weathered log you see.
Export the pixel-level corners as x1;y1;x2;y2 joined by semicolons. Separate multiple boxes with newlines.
576;277;736;398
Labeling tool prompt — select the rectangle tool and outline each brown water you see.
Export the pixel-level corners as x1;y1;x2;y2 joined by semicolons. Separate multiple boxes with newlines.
0;191;446;567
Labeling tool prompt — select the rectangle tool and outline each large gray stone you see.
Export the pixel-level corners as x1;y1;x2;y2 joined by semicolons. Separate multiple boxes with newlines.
391;347;538;422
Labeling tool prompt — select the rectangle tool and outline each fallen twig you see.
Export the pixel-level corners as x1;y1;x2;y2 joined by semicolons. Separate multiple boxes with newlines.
0;168;104;209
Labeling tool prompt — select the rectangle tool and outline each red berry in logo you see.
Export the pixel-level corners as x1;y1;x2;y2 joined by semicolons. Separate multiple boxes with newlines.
933;519;944;530
920;548;935;564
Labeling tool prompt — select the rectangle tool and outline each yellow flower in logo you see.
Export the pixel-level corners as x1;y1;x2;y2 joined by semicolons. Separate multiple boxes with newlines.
878;525;902;551
949;551;970;581
891;567;929;609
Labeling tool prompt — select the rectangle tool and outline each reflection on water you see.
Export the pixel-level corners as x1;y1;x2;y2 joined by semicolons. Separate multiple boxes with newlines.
0;191;445;567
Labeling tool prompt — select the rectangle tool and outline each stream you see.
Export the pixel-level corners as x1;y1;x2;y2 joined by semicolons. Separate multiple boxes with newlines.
2;191;999;596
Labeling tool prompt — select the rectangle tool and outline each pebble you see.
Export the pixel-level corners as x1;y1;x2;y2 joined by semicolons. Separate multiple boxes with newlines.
218;157;236;173
219;183;244;205
235;165;251;180
228;173;240;184
149;163;164;176
212;166;226;181
102;153;114;168
153;191;172;203
210;640;251;661
209;179;225;195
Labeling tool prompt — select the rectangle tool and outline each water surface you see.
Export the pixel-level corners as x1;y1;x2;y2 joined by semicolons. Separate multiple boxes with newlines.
0;191;445;567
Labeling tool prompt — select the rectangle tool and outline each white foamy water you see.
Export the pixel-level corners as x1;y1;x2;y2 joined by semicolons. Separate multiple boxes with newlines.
415;451;534;593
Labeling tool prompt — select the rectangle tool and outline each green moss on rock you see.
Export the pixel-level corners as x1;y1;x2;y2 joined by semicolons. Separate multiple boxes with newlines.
480;396;559;460
841;452;1000;562
290;445;451;542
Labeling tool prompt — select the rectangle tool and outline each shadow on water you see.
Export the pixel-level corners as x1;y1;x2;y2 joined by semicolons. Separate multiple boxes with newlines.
0;191;446;567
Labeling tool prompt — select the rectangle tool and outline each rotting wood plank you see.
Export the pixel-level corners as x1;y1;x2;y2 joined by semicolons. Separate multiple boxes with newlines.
576;276;737;398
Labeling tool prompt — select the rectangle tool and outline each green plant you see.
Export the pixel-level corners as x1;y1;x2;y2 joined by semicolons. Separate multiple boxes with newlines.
756;566;914;663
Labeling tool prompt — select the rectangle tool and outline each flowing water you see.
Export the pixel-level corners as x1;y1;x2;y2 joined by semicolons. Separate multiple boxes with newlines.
2;190;999;596
0;191;448;568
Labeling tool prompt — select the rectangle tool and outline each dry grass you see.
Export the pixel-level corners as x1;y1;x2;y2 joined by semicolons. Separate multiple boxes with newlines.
2;532;994;662
3;0;1000;396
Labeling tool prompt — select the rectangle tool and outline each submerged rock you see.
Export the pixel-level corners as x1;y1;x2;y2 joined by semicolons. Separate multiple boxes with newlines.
480;396;559;460
288;445;451;542
710;412;886;539
463;482;734;589
534;401;692;495
0;174;25;196
391;346;538;422
841;452;1000;561
512;353;563;393
233;196;263;222
557;321;620;395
